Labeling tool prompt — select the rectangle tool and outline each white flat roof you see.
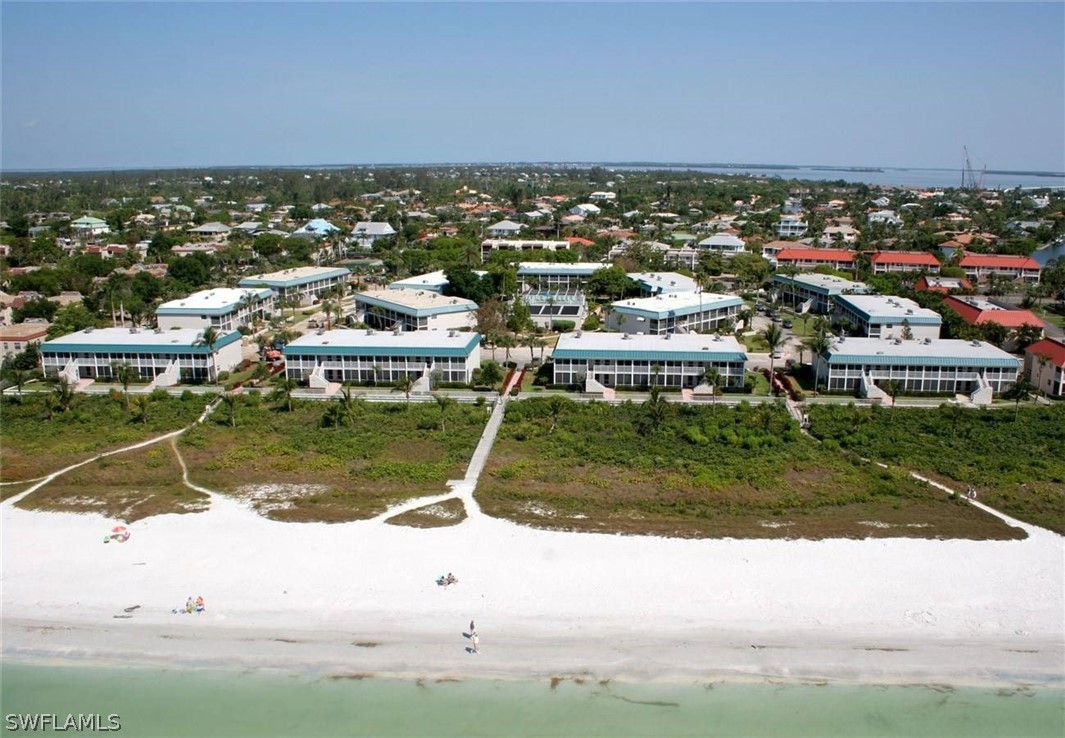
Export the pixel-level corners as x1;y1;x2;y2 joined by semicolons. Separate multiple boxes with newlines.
518;262;603;274
826;337;1019;366
388;270;451;289
835;294;942;324
41;327;241;352
628;272;699;292
356;288;476;310
776;273;868;293
555;331;747;360
611;290;742;317
156;287;272;315
284;328;479;356
240;266;350;287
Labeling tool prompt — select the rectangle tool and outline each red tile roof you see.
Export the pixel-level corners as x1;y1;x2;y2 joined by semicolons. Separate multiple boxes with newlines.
871;251;941;266
565;237;595;247
1025;337;1065;367
776;248;854;263
958;253;1041;270
942;296;1045;328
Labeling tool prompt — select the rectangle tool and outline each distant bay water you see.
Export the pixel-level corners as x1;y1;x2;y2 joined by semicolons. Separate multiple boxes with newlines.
3;662;1063;738
617;164;1065;190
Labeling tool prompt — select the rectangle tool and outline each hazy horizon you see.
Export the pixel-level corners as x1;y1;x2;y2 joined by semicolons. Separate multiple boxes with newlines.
3;2;1063;173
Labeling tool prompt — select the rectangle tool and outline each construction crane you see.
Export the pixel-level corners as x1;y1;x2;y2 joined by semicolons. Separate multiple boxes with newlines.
961;146;986;190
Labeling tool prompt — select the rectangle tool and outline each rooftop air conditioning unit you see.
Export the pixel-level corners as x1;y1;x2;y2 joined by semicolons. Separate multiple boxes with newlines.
129;328;137;334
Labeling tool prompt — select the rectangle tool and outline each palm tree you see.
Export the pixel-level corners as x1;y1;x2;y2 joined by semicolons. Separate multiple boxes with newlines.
196;326;222;383
651;362;663;388
221;393;241;427
805;332;835;391
547;395;567;433
43;393;59;420
53;377;76;414
882;379;903;410
269;377;298;412
371;364;381;387
392;374;416;408
111;360;136;410
763;323;784;375
702;366;722;410
321;300;336;330
130;394;151;424
645;385;670;430
497;333;517;364
1003;377;1035;420
432;393;455;432
3;367;28;401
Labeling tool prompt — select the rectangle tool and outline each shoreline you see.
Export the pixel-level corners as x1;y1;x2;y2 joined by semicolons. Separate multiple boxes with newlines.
4;616;1063;691
3;491;1063;694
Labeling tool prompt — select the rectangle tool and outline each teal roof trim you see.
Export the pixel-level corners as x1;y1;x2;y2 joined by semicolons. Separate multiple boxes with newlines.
554;348;747;362
284;335;481;359
826;353;1019;368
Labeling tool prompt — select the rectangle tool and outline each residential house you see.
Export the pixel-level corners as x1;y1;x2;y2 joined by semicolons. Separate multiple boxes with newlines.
697;233;746;256
486;220;524;237
776;215;808;238
351;221;397;249
0;322;50;362
914;276;973;294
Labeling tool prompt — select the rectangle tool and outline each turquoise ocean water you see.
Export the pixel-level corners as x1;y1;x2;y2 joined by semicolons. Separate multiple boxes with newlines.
2;662;1062;738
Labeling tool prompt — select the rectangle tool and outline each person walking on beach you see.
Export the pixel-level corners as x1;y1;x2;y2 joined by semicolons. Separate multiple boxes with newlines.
471;633;480;654
469;620;476;636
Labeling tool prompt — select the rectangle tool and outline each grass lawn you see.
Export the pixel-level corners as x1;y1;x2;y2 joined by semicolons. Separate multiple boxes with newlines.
385;498;467;528
807;403;1065;534
741;334;771;352
477;398;1022;540
0;392;213;482
178;396;488;522
746;371;770;396
16;443;208;522
1032;304;1065;330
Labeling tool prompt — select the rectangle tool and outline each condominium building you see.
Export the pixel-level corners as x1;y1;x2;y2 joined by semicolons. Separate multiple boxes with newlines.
606;291;743;335
517;262;603;291
1025;337;1065;398
283;328;481;386
352;289;477;332
552;331;748;389
628;272;699;296
40;327;243;385
155;287;276;331
239;266;351;305
775;248;854;271
833;295;942;340
481;239;569;260
772;273;869;314
815;336;1020;403
958;253;1041;284
870;251;941;274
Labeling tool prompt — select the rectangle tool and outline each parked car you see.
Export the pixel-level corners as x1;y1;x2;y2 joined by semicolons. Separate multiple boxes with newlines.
782;320;794;329
771;350;783;359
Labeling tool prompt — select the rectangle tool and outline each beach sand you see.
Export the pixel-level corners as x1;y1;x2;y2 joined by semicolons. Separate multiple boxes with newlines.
2;492;1062;687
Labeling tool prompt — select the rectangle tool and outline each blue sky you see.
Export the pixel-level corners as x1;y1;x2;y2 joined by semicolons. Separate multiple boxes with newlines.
2;2;1063;171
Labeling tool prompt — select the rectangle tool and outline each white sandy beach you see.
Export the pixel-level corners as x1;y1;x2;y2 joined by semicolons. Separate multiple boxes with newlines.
2;482;1063;688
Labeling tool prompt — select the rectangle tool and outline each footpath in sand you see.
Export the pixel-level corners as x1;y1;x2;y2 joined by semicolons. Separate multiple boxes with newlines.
2;383;1063;687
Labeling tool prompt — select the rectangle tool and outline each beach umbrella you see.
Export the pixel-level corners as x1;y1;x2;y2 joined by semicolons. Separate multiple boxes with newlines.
110;525;130;542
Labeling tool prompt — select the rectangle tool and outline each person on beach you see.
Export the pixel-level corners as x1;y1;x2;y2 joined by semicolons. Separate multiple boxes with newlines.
195;596;205;613
185;597;194;614
471;634;480;654
470;620;476;635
